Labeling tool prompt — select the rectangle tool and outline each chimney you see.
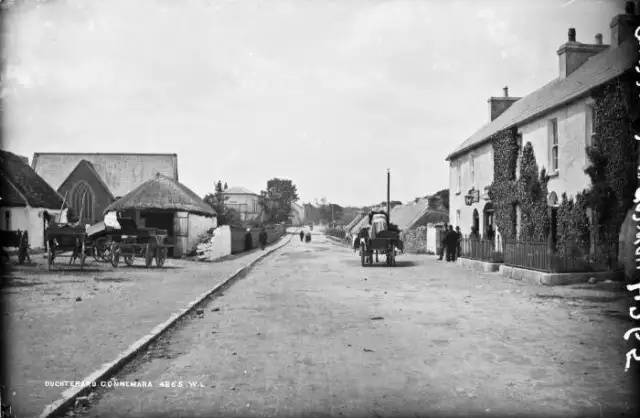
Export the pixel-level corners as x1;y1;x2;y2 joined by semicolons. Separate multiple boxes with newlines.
610;1;640;46
557;28;608;78
488;86;521;121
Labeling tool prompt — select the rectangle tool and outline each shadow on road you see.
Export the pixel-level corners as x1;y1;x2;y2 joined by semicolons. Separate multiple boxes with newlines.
342;259;416;268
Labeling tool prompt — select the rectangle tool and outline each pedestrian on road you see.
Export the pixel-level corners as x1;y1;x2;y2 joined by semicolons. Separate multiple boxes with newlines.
438;222;448;260
445;225;457;262
300;230;305;241
305;232;311;243
455;226;462;259
244;228;253;251
259;228;268;250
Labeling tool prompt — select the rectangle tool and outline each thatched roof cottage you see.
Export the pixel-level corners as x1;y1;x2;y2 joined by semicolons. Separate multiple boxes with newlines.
104;173;216;257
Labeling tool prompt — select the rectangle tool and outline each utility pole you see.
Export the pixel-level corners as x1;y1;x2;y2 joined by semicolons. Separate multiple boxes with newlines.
387;169;391;221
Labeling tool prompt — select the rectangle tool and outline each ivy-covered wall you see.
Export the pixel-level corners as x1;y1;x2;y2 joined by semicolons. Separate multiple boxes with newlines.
487;129;550;244
487;76;637;260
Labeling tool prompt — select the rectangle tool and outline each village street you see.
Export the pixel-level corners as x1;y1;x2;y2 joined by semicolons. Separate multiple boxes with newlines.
72;233;637;418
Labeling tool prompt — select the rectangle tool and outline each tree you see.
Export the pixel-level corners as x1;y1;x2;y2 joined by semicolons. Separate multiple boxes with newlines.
319;202;344;224
431;189;449;211
203;180;233;225
259;178;299;223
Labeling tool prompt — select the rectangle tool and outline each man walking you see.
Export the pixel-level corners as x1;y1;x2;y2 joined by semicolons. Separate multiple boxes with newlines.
438;222;448;260
455;226;462;259
259;228;268;250
299;230;305;242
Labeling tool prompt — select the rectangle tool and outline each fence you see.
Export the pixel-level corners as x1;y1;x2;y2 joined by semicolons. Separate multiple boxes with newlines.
460;237;503;263
502;238;619;273
325;228;347;240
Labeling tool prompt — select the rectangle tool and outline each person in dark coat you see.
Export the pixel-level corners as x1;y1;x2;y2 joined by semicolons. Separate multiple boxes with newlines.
259;228;268;250
455;226;462;258
299;230;305;241
438;222;448;260
445;225;458;262
244;229;253;251
305;231;311;242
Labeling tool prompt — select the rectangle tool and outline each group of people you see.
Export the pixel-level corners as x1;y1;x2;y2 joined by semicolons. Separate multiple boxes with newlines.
244;228;269;251
299;229;312;243
438;223;463;262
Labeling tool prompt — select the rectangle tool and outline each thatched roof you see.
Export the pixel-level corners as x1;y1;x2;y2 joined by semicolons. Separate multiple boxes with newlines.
0;150;64;209
103;173;216;217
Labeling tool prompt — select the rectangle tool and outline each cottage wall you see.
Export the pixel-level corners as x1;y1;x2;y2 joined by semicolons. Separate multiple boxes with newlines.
0;207;61;249
187;214;216;254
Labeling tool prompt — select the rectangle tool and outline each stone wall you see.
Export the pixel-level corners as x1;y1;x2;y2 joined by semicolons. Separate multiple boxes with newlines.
400;226;429;254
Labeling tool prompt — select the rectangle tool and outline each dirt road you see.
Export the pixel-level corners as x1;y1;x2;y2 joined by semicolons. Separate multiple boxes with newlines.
75;234;637;417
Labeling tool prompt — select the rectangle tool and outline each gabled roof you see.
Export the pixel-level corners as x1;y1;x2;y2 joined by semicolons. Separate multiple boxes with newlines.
103;173;216;217
0;150;64;209
446;40;638;161
31;153;179;198
222;186;257;195
59;160;115;200
390;199;432;230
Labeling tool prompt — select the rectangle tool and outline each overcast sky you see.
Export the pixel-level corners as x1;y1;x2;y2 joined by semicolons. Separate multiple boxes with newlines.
1;0;624;207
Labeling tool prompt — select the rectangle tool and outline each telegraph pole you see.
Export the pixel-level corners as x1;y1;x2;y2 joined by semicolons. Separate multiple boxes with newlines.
387;169;391;221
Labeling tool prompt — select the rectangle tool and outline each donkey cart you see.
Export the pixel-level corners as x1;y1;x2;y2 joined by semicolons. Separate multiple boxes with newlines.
359;234;401;267
45;225;90;271
109;228;172;268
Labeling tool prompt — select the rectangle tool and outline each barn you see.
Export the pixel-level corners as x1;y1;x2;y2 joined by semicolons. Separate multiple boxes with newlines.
103;173;217;257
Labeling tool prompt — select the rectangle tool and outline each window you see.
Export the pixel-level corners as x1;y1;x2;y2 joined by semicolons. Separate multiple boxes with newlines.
550;119;559;172
70;181;94;223
470;155;475;186
456;164;461;193
456;210;461;227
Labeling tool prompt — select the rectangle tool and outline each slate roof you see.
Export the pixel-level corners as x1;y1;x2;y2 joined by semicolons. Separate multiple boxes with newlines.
31;153;179;198
0;150;64;209
223;186;258;195
389;199;432;230
104;173;216;217
446;39;639;161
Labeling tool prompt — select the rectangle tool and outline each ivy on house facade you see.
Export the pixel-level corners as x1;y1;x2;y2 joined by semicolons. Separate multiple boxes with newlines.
487;76;637;252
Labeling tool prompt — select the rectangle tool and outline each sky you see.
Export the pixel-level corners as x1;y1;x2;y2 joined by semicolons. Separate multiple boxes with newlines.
1;0;625;207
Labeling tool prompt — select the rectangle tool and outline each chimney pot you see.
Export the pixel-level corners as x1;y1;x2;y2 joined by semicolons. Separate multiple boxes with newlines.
625;1;635;15
503;86;508;97
595;33;603;44
568;28;576;42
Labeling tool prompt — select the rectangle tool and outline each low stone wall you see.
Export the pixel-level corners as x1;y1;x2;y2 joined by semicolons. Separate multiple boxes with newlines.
230;225;286;254
457;257;501;273
399;226;428;254
498;264;624;286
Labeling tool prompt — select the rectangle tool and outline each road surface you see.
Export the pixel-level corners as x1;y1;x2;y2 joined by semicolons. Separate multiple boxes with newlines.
73;233;637;417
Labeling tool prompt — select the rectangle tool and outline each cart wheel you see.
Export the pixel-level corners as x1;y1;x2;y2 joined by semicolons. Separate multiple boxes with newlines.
110;243;120;267
156;247;166;268
124;255;135;267
144;245;153;268
360;248;366;267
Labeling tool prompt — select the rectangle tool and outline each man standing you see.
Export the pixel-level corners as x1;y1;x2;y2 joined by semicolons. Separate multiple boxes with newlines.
299;230;305;242
445;225;457;262
438;222;448;260
455;226;462;259
259;228;268;250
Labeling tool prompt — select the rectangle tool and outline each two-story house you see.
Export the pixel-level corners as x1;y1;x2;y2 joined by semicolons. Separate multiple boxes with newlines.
220;186;263;222
446;4;639;245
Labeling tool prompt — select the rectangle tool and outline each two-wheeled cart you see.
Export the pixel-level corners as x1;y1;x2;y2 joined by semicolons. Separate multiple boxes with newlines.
45;225;90;271
109;227;172;268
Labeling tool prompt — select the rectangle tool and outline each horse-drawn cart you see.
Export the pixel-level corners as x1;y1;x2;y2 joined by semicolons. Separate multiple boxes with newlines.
45;225;90;270
358;226;402;267
86;217;172;268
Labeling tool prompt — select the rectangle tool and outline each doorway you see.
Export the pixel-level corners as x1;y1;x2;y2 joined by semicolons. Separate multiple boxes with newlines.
140;211;175;257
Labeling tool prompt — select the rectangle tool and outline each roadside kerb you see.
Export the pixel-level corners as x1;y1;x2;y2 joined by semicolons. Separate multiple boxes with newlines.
39;232;295;418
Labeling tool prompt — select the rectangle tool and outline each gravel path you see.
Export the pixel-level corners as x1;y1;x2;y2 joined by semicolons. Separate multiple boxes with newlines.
74;234;637;417
2;235;288;417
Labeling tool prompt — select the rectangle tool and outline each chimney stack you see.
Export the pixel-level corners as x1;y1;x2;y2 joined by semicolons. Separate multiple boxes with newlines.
488;88;521;121
610;1;640;46
557;27;608;78
595;33;603;45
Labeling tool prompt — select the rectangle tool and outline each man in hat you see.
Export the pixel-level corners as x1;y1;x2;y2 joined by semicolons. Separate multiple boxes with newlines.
299;230;305;242
438;222;448;260
259;228;268;250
